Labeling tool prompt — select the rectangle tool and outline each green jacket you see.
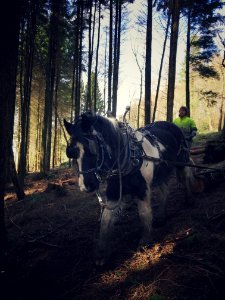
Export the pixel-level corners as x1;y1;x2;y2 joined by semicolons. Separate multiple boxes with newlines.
173;116;197;140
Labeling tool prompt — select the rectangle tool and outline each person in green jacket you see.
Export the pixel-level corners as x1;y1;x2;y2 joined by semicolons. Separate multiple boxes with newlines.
173;106;197;149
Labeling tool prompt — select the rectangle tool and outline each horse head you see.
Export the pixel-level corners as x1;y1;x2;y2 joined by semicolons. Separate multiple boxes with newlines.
64;111;102;193
64;111;118;193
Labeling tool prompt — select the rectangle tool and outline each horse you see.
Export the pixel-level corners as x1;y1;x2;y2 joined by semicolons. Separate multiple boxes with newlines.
64;111;196;266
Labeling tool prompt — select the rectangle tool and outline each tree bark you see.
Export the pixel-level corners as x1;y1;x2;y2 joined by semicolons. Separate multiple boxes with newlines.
144;0;152;125
94;2;102;112
0;0;24;250
18;0;37;184
52;68;60;168
167;0;180;122
186;7;191;116
112;1;122;117
103;28;108;113
75;0;83;120
87;0;94;110
107;0;113;112
40;0;60;174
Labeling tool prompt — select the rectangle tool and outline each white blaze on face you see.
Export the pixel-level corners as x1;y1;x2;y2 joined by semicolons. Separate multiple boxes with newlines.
76;142;86;192
135;131;165;185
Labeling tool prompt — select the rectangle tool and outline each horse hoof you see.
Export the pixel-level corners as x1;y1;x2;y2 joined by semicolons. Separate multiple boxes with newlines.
95;258;106;267
138;237;152;251
95;246;109;267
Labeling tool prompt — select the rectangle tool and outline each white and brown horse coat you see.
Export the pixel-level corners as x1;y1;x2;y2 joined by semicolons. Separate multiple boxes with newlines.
64;112;195;266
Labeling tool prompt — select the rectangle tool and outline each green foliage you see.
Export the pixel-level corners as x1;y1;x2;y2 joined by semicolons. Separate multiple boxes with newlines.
199;90;218;107
82;72;104;113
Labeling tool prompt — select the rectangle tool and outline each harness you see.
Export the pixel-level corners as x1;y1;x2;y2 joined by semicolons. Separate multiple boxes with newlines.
74;122;144;182
78;133;110;180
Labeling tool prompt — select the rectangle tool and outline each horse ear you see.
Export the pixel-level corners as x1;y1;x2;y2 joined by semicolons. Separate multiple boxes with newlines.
81;111;96;132
64;119;73;135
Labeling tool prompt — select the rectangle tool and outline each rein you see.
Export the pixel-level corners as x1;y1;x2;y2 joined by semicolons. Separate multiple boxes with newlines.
143;154;225;172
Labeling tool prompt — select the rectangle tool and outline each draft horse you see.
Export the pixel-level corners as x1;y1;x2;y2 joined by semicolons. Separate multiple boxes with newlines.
64;111;196;266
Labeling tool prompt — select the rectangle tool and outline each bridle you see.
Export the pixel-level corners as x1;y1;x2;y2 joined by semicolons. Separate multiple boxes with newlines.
66;131;113;181
78;133;109;181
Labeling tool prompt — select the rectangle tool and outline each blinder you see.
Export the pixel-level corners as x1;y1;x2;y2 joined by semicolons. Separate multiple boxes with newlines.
66;144;80;159
85;137;98;156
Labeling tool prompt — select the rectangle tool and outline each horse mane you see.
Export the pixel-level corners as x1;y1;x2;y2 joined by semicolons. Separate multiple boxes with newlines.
90;115;120;148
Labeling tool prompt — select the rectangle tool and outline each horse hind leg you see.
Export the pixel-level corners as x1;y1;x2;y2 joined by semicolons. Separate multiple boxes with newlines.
152;182;168;227
176;166;196;206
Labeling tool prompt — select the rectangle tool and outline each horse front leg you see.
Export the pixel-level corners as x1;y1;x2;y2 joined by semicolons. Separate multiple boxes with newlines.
137;187;153;248
95;201;120;266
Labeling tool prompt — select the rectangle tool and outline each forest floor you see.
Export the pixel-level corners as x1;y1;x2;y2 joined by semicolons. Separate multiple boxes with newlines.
1;133;225;300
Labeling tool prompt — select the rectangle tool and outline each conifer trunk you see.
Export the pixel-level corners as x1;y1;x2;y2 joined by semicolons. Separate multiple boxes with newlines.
186;7;191;116
144;0;152;125
40;0;60;174
167;0;180;122
94;2;101;112
108;0;113;112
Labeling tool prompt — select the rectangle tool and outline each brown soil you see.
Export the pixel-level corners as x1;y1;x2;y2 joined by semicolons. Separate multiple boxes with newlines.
1;158;225;300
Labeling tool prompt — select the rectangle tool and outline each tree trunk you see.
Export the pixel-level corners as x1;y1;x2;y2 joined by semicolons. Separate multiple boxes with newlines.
87;0;94;110
144;0;152;125
94;2;101;112
40;0;60;174
186;7;191;116
75;0;83;120
167;0;180;122
218;69;225;131
112;1;122;117
0;0;24;250
103;29;108;113
152;13;170;122
52;68;60;168
108;0;113;112
18;0;37;185
35;87;41;171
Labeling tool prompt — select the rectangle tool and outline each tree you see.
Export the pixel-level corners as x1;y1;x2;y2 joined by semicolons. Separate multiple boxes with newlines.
82;72;104;113
107;0;113;112
18;0;38;185
94;1;102;111
167;0;180;122
0;0;25;253
183;0;224;115
112;0;122;117
144;0;153;125
40;0;62;174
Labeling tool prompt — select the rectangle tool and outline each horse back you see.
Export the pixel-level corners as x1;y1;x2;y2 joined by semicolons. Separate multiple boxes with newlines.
140;121;188;162
139;121;189;187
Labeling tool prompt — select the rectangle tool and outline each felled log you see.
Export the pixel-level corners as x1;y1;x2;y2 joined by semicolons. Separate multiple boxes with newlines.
45;182;68;196
203;140;225;163
190;146;206;155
